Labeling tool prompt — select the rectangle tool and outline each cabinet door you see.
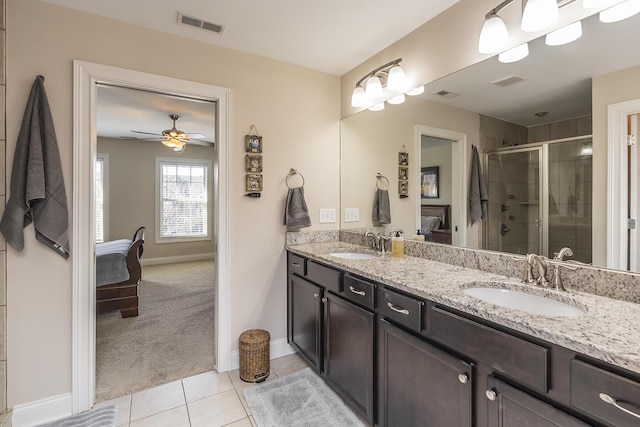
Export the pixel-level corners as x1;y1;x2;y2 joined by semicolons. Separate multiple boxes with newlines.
288;275;323;372
324;292;375;424
378;319;473;427
486;376;590;426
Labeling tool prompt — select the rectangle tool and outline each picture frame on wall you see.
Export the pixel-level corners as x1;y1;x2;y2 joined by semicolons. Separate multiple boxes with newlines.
421;166;439;199
246;155;263;173
399;151;409;166
398;180;409;195
246;174;263;192
398;166;409;180
245;135;263;153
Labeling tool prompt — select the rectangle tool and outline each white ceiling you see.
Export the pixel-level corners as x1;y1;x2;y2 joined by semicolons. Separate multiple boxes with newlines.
42;0;460;76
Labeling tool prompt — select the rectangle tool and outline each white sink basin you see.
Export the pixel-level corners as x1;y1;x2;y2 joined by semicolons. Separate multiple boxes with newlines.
463;287;584;317
329;252;378;260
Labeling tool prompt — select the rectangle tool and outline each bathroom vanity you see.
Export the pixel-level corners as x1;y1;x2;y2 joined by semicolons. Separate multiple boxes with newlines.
286;240;640;427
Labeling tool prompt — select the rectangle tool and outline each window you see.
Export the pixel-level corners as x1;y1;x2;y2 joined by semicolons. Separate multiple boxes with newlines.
157;158;211;242
95;154;109;243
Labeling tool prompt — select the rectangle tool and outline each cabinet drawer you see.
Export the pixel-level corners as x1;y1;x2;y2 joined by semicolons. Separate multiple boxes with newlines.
571;359;640;427
378;287;423;332
342;275;376;310
288;253;306;277
430;307;549;393
306;260;341;293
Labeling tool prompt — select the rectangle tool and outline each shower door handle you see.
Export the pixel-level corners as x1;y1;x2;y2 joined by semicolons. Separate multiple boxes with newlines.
535;219;542;227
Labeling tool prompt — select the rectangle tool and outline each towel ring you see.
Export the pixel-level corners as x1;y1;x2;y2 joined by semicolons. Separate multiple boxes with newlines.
286;168;305;189
376;173;389;190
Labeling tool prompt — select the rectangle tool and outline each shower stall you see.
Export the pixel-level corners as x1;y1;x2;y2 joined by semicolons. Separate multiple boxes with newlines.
485;136;592;264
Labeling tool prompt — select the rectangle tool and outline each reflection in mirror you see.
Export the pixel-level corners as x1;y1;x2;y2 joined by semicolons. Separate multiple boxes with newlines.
340;9;640;270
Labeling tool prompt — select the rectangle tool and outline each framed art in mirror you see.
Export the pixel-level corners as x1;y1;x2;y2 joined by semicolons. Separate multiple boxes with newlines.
421;166;439;199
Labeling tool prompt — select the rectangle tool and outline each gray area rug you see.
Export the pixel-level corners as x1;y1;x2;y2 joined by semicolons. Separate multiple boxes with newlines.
96;260;215;401
37;405;117;427
243;368;365;427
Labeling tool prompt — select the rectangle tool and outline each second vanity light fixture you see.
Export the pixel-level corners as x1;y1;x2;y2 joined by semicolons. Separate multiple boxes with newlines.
350;58;425;111
480;0;640;58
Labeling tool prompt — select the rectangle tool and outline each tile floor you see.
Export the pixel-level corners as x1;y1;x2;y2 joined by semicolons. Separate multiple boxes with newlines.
95;352;309;427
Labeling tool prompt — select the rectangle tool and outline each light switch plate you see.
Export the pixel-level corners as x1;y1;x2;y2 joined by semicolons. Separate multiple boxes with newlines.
319;208;337;223
344;208;359;223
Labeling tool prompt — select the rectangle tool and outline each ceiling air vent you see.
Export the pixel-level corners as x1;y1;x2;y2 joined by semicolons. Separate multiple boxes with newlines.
178;12;225;35
435;90;459;99
491;74;525;87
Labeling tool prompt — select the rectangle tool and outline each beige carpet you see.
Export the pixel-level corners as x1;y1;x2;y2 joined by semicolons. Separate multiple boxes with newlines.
96;260;215;402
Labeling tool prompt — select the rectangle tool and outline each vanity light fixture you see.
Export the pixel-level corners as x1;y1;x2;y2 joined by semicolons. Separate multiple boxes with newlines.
521;0;560;32
599;0;640;22
498;43;530;63
545;20;583;45
479;9;510;54
350;58;414;109
406;85;425;96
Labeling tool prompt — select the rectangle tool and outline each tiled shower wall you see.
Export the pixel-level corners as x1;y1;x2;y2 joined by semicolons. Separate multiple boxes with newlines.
0;0;6;415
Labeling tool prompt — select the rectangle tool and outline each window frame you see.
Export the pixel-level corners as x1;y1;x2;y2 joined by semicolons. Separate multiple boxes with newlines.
95;153;109;243
155;156;213;244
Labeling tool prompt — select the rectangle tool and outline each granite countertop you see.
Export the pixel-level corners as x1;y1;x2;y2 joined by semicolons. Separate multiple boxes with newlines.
286;241;640;376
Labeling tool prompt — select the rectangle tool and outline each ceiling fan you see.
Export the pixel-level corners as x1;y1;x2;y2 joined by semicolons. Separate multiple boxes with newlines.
129;114;213;153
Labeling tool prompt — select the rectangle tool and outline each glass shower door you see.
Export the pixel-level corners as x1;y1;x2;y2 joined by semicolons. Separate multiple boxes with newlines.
487;148;543;256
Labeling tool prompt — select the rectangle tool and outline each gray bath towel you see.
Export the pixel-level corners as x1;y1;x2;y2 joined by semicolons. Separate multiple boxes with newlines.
0;76;70;258
284;187;311;229
469;145;488;224
373;189;391;224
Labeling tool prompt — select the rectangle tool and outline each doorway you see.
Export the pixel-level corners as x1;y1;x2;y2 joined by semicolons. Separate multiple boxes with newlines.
72;61;231;413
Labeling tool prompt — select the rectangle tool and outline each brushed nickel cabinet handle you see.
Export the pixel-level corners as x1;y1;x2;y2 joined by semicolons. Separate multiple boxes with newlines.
458;374;469;384
349;286;366;296
322;297;327;303
387;302;409;315
485;390;497;401
600;393;640;419
292;262;301;267
313;292;319;298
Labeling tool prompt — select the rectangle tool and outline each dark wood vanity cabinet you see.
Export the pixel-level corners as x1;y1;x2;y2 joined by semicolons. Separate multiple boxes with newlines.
288;274;323;371
378;319;473;427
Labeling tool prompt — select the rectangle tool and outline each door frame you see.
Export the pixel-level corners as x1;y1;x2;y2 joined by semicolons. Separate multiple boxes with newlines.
72;61;232;412
608;99;640;270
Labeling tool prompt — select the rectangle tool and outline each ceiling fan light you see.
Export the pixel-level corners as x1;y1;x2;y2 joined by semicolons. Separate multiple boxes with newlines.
498;43;530;63
479;14;510;54
521;0;559;32
387;94;406;105
545;21;583;46
365;75;384;99
599;0;640;23
351;85;367;108
406;85;425;96
368;103;385;112
387;65;408;92
162;137;186;149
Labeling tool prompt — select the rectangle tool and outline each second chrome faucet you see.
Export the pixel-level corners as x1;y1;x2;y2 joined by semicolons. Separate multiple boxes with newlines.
523;247;575;291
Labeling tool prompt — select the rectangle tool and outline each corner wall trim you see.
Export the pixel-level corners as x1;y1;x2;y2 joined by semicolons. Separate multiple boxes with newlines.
11;393;72;427
230;339;295;371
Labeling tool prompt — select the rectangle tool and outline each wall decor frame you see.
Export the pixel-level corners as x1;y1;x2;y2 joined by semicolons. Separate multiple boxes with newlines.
398;166;409;180
246;174;263;192
421;166;439;199
398;151;408;166
245;135;262;153
399;180;409;196
246;155;263;172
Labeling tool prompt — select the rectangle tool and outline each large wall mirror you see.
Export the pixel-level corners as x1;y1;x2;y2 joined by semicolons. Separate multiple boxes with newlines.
340;9;640;271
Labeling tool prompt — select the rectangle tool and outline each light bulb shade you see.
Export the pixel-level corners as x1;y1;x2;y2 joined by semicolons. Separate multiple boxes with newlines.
521;0;559;32
406;85;425;96
365;75;384;99
368;103;385;111
387;65;408;92
478;14;510;53
387;94;406;105
498;43;530;63
545;21;582;46
599;0;640;23
162;138;186;149
351;86;367;108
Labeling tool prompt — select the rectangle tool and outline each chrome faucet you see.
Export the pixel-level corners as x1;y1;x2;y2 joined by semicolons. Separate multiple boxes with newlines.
531;255;549;288
522;254;536;283
554;247;574;261
364;231;389;255
550;247;575;291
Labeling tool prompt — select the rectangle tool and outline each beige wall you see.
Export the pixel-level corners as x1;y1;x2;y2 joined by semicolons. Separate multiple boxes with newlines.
97;137;215;261
592;64;640;266
6;0;340;407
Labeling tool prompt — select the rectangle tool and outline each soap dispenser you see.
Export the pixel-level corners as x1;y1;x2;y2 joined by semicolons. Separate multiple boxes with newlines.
391;231;404;258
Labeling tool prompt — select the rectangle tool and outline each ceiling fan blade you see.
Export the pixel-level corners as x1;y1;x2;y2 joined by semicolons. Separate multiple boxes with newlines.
130;130;162;136
185;133;207;139
189;139;215;147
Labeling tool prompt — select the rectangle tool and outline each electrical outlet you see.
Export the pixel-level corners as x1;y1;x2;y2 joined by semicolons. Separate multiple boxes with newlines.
344;208;359;223
319;208;337;223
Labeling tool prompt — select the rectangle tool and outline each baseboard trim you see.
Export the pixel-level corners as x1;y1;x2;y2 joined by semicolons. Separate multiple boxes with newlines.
230;338;295;371
11;393;72;427
141;253;215;266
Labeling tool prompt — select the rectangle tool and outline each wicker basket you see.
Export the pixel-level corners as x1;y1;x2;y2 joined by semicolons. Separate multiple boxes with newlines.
239;329;270;383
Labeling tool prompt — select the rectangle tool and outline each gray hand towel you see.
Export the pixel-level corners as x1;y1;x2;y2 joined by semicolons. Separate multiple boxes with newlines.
373;189;391;224
284;187;311;229
469;146;488;224
0;75;70;258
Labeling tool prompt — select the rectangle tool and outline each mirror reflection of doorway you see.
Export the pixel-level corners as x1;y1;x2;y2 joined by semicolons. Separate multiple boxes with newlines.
94;85;217;401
